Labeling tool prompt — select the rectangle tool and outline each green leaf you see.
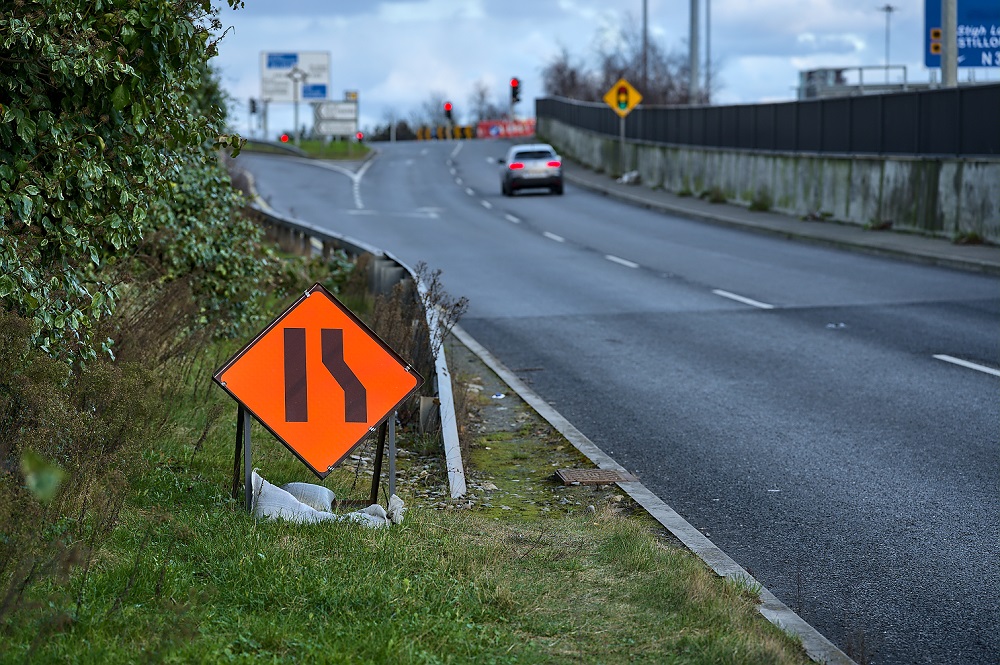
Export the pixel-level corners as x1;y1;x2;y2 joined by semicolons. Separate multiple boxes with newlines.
21;450;66;503
111;84;130;110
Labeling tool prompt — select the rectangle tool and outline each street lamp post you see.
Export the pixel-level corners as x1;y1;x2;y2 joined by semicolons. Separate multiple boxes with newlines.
878;4;897;84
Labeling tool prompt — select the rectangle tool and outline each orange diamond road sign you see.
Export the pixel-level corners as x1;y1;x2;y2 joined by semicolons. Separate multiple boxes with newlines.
214;283;423;478
603;78;642;118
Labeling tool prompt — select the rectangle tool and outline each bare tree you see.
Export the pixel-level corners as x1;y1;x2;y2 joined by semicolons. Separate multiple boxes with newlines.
467;80;506;123
541;46;603;100
542;17;715;105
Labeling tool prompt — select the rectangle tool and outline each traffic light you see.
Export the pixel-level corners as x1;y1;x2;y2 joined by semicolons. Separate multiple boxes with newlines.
444;101;453;122
356;131;364;142
279;133;289;143
617;85;628;111
510;77;520;104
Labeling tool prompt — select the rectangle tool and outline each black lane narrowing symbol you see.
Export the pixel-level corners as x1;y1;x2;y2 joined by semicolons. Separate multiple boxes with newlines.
283;328;367;423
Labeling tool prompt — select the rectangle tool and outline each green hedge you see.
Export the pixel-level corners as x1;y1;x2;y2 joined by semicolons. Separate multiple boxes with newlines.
0;0;256;361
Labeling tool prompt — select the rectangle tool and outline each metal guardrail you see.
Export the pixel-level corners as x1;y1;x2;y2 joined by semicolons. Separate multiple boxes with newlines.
249;201;467;498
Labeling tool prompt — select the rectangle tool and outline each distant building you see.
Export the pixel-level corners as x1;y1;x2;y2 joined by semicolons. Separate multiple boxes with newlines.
797;66;930;99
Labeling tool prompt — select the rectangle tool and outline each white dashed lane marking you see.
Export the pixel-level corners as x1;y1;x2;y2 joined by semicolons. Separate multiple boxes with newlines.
712;289;774;309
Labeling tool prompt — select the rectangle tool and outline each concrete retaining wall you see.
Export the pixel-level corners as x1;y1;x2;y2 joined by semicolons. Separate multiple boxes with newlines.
538;117;1000;244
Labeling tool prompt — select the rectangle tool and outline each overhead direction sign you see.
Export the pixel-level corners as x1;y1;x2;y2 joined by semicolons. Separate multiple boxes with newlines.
260;51;331;102
214;283;423;478
925;0;1000;67
603;78;643;118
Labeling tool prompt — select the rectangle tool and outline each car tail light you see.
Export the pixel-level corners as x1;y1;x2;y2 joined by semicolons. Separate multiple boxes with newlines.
509;162;524;169
547;160;561;167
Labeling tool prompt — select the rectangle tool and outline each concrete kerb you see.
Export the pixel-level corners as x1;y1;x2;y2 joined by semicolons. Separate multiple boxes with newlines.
451;324;856;665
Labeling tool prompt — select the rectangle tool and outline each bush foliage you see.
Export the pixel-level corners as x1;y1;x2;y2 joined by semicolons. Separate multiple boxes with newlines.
0;0;251;361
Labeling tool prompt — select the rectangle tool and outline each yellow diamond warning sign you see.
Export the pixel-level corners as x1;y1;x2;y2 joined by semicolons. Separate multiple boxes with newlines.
603;78;643;118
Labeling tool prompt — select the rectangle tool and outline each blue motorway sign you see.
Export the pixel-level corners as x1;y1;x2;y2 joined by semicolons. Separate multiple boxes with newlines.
266;52;298;69
926;0;1000;67
301;84;328;100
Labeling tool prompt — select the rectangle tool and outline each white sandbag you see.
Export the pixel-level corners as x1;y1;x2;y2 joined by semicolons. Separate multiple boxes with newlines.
251;471;403;528
359;503;388;522
280;482;336;512
340;511;389;528
387;494;406;525
252;472;341;524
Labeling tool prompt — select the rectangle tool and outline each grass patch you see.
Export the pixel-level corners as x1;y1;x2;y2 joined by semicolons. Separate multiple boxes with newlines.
749;190;772;212
953;230;985;245
700;187;727;204
245;138;371;160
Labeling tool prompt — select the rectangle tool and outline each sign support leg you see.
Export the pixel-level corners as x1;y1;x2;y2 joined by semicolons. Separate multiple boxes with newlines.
243;407;253;513
388;413;397;499
369;422;388;506
232;404;245;503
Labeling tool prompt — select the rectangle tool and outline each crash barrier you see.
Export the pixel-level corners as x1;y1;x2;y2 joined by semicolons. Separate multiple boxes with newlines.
538;84;1000;157
249;201;467;498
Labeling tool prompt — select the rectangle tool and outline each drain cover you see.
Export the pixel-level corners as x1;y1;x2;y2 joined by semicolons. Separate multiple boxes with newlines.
556;468;638;485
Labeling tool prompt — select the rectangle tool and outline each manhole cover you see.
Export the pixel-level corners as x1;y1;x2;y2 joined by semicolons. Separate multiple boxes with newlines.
556;468;638;485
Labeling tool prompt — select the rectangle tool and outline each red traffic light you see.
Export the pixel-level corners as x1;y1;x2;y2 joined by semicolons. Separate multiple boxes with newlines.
356;131;364;141
279;133;289;143
510;77;519;88
444;102;453;112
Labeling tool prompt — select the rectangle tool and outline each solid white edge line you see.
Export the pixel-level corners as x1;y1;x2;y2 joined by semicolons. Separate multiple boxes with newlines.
449;324;855;665
712;289;775;309
605;254;639;269
933;354;1000;377
543;232;565;242
505;214;521;224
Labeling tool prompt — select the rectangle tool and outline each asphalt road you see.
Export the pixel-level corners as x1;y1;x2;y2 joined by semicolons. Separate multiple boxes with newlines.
239;141;1000;665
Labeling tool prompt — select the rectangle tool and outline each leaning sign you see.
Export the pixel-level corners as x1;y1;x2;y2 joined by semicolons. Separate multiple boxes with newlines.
925;0;1000;67
214;283;423;479
260;51;331;102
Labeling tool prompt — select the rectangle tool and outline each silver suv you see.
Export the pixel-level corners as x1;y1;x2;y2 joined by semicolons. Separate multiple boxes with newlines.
499;143;563;196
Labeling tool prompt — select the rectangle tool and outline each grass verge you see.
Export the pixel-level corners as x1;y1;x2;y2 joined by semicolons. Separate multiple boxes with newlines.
2;254;810;664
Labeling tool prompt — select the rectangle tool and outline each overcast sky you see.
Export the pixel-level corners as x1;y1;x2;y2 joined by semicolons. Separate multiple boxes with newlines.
209;0;999;138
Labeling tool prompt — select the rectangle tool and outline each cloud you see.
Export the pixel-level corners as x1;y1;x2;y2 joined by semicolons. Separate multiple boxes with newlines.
210;0;998;136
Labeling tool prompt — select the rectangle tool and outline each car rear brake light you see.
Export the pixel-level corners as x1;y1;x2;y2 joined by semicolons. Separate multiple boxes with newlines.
547;160;561;167
509;162;524;169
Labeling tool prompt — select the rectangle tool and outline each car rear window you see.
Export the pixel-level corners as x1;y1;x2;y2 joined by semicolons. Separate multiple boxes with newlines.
514;150;555;160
